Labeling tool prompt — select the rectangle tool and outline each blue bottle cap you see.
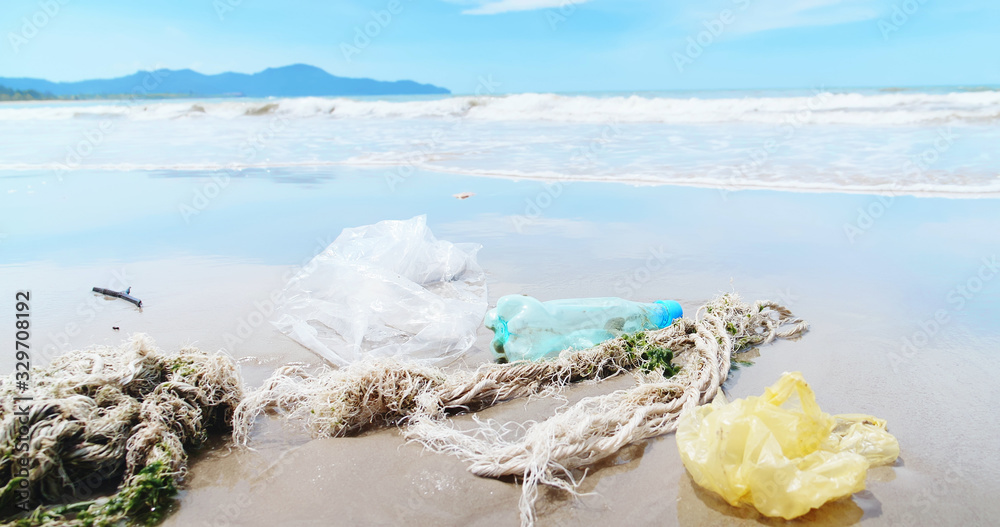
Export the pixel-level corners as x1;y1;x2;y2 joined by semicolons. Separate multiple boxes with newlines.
654;300;683;327
484;309;510;359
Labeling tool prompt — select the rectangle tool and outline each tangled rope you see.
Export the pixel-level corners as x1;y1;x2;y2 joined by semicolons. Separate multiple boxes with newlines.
0;335;242;526
234;293;808;526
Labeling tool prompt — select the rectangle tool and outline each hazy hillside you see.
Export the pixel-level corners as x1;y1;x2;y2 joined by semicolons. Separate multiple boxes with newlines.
0;64;450;98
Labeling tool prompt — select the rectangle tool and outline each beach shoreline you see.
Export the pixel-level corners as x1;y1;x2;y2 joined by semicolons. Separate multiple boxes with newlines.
2;168;998;524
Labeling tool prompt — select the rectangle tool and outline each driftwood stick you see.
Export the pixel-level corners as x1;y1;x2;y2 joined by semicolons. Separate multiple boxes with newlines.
93;286;143;308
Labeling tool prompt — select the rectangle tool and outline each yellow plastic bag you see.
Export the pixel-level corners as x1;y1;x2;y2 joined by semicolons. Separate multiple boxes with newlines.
676;371;899;519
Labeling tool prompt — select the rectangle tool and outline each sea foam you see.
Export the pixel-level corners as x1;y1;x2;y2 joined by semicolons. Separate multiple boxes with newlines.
1;91;999;124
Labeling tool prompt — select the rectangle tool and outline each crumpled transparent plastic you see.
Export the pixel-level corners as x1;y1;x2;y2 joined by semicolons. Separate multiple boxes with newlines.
676;371;900;520
271;215;487;367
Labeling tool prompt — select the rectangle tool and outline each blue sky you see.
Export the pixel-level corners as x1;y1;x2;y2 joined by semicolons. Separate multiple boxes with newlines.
1;0;998;93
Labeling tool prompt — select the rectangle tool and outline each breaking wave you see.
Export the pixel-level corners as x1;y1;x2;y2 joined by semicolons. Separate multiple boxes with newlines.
2;90;1000;124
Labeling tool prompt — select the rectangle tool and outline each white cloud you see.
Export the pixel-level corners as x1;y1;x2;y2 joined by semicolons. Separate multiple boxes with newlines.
462;0;592;16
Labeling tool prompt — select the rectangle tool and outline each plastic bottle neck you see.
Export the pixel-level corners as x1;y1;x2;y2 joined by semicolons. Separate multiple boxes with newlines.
652;300;683;328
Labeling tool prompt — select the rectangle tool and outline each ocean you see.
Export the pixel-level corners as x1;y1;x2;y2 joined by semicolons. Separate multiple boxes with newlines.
1;87;998;198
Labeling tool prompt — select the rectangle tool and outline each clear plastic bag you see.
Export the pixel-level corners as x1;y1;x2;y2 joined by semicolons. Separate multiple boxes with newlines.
676;371;899;520
271;215;487;367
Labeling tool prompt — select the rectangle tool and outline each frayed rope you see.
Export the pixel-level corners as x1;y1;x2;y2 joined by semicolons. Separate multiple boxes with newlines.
234;293;808;526
0;335;242;526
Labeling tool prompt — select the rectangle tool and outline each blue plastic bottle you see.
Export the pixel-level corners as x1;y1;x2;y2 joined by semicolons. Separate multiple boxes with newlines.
484;295;683;363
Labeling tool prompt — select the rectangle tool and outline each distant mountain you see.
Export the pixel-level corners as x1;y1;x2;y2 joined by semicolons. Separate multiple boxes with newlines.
0;64;450;98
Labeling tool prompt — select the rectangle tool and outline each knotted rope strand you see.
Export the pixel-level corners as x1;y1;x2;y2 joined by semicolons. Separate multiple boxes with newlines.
405;294;808;525
233;293;807;525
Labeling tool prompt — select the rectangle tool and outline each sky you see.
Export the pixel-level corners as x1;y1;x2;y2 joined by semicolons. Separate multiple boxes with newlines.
1;0;998;93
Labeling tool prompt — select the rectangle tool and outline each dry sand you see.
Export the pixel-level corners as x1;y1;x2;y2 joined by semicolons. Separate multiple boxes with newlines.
2;168;998;525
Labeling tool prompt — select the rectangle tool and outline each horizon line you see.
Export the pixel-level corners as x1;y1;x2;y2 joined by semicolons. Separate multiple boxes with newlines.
3;63;999;97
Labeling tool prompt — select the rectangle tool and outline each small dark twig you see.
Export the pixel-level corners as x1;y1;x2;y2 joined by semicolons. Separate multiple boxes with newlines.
93;287;143;308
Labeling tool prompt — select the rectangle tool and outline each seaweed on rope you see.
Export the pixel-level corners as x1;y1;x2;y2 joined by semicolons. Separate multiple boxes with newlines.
0;336;242;526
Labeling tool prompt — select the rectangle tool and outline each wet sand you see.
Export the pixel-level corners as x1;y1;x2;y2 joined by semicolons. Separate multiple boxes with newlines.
2;168;998;525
